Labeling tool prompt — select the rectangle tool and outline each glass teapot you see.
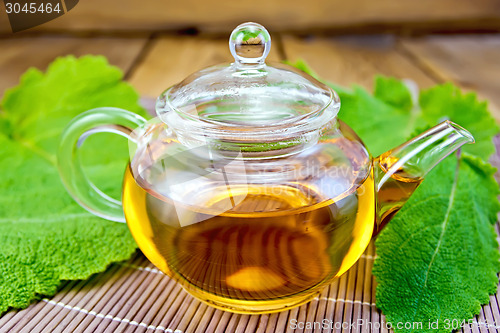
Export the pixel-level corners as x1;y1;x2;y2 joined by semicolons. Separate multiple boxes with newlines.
58;22;474;314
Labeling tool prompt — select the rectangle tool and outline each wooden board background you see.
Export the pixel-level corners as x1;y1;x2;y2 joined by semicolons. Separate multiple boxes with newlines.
0;12;500;332
1;0;500;34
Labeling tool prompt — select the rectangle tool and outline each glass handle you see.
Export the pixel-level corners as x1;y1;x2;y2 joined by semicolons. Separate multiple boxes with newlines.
57;107;148;223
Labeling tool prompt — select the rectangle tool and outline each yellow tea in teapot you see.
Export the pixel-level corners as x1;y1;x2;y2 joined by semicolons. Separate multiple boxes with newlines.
375;154;423;228
56;20;474;315
123;157;375;313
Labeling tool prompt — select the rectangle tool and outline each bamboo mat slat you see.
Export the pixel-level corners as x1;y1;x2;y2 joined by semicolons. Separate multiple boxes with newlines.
2;234;500;333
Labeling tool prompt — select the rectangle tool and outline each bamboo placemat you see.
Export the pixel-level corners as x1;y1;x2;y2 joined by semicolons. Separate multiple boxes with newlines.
1;229;500;333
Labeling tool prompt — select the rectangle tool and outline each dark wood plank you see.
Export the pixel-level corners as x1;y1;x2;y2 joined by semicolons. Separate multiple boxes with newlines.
400;35;500;118
1;0;500;34
128;36;282;97
0;36;148;96
282;35;437;90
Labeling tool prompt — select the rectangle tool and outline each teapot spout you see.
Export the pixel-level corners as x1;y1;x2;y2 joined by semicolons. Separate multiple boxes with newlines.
374;120;474;233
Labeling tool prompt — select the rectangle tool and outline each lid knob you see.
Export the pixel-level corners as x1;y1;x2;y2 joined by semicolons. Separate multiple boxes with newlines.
229;22;271;67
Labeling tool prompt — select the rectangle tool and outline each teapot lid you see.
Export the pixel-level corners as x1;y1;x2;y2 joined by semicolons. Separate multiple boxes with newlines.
156;22;340;129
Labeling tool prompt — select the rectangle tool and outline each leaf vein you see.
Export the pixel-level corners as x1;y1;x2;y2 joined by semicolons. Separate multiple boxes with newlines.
423;156;461;288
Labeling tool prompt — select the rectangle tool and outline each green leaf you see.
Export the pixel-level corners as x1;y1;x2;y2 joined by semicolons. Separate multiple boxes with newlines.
283;59;321;80
373;154;500;333
283;59;351;95
373;76;414;113
337;85;426;157
288;59;499;160
286;60;425;156
290;60;500;332
0;55;147;314
231;29;269;42
420;84;499;161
